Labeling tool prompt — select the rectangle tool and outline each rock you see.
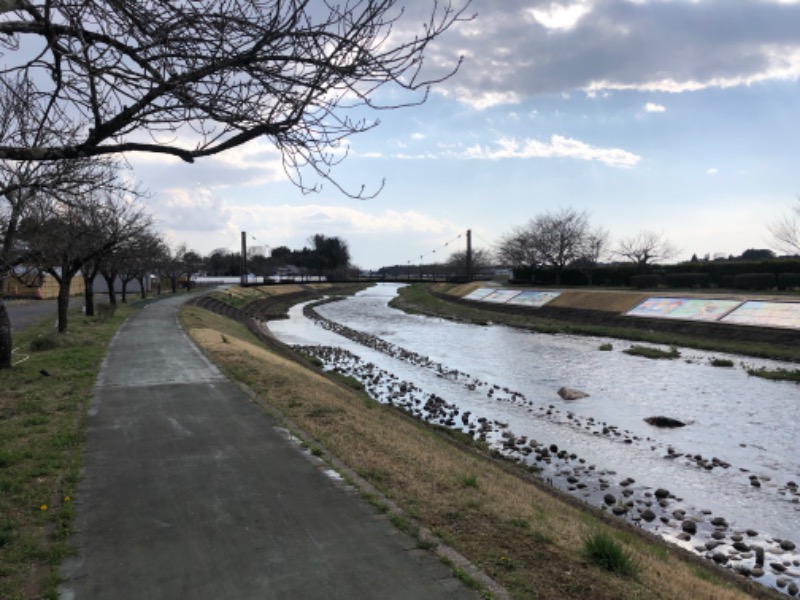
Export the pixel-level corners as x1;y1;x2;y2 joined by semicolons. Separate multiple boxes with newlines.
712;552;728;564
710;517;728;528
611;505;628;516
751;566;764;578
557;386;589;400
603;493;616;505
754;546;765;567
654;488;670;499
640;509;656;522
788;582;798;596
681;520;697;535
746;529;758;537
644;416;686;428
780;540;796;551
770;562;787;573
733;541;750;552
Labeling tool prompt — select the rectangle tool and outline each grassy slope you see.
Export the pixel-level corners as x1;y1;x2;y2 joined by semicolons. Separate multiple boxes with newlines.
0;304;134;600
181;304;773;600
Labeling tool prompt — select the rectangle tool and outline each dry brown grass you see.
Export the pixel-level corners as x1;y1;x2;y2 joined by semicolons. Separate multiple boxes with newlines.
548;290;649;313
221;284;307;300
183;305;770;600
444;282;490;298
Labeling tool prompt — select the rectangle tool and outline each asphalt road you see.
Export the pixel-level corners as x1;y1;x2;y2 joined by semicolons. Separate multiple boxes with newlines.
4;299;58;331
58;294;477;599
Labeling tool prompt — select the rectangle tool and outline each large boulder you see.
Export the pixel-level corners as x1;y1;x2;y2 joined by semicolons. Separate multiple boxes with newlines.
557;386;589;400
644;416;686;428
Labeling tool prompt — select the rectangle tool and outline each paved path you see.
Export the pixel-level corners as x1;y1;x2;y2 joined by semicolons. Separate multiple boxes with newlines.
59;295;477;599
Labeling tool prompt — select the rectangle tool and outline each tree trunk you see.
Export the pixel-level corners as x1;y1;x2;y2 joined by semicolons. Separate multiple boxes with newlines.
102;272;117;305
84;274;96;317
121;279;128;303
0;298;13;369
138;277;147;299
57;276;72;333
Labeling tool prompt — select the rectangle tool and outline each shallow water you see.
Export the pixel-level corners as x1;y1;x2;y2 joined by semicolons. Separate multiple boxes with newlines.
268;283;800;588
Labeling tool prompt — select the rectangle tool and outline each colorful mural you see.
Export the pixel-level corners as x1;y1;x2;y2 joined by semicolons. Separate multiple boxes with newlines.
722;301;800;330
482;290;523;304
627;297;742;322
507;291;561;307
463;288;497;301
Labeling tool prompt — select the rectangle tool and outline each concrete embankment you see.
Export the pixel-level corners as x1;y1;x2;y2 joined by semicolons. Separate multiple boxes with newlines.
438;284;800;351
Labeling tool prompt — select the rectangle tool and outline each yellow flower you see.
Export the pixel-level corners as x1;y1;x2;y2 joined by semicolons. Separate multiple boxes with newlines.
40;504;48;511
63;496;71;502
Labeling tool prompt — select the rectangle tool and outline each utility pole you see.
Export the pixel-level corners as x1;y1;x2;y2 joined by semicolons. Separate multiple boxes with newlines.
240;231;247;287
465;229;472;281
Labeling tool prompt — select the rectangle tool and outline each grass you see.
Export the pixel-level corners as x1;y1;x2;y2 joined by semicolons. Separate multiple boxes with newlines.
623;345;681;360
182;302;761;600
583;531;640;578
0;302;134;600
710;358;735;368
747;367;800;382
599;343;614;351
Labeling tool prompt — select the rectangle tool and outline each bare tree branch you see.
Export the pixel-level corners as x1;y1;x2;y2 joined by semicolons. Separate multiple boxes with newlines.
0;0;472;197
768;197;800;256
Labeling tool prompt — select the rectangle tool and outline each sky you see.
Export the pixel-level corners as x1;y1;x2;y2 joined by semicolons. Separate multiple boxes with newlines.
126;0;800;270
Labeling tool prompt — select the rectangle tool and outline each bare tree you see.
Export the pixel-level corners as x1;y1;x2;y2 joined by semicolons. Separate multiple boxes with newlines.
496;225;538;271
530;208;592;285
447;248;493;277
769;198;800;256
20;190;150;332
615;231;679;272
0;0;471;195
0;82;133;365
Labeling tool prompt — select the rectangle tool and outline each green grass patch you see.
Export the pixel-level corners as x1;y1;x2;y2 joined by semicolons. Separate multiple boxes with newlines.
623;345;680;360
458;473;480;488
710;358;734;368
582;531;640;578
598;343;613;351
747;367;800;382
0;302;134;599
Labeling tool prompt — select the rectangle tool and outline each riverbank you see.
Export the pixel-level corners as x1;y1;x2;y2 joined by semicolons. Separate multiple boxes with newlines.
392;283;800;363
184;284;783;599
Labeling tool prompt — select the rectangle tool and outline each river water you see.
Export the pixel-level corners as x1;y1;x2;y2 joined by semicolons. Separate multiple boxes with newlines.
267;283;799;589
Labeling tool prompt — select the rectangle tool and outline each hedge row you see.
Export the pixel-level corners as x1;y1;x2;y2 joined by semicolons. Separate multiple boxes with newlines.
512;259;800;290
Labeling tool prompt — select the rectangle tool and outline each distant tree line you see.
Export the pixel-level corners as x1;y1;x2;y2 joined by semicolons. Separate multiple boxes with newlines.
203;234;351;280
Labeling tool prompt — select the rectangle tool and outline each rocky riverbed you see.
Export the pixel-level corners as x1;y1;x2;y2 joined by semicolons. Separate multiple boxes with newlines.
282;296;800;596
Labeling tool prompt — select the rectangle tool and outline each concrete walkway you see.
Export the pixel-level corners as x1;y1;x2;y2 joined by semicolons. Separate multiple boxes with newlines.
59;294;478;599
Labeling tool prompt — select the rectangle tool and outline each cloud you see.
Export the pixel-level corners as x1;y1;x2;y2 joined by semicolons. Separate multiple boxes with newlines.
644;102;666;112
459;135;641;168
426;0;800;108
707;168;719;175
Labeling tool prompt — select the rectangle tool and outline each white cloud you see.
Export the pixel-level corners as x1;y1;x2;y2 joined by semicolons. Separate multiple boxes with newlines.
644;102;666;112
707;168;719;175
526;2;593;31
462;135;641;168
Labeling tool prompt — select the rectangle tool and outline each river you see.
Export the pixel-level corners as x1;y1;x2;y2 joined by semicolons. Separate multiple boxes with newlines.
267;283;799;592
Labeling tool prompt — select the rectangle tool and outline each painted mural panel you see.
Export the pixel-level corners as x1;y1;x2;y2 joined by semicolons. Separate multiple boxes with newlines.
482;290;522;304
463;288;497;301
507;290;561;307
627;297;741;322
722;301;800;330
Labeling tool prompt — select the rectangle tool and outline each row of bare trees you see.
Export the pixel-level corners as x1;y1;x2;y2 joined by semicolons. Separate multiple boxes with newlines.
492;208;678;284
